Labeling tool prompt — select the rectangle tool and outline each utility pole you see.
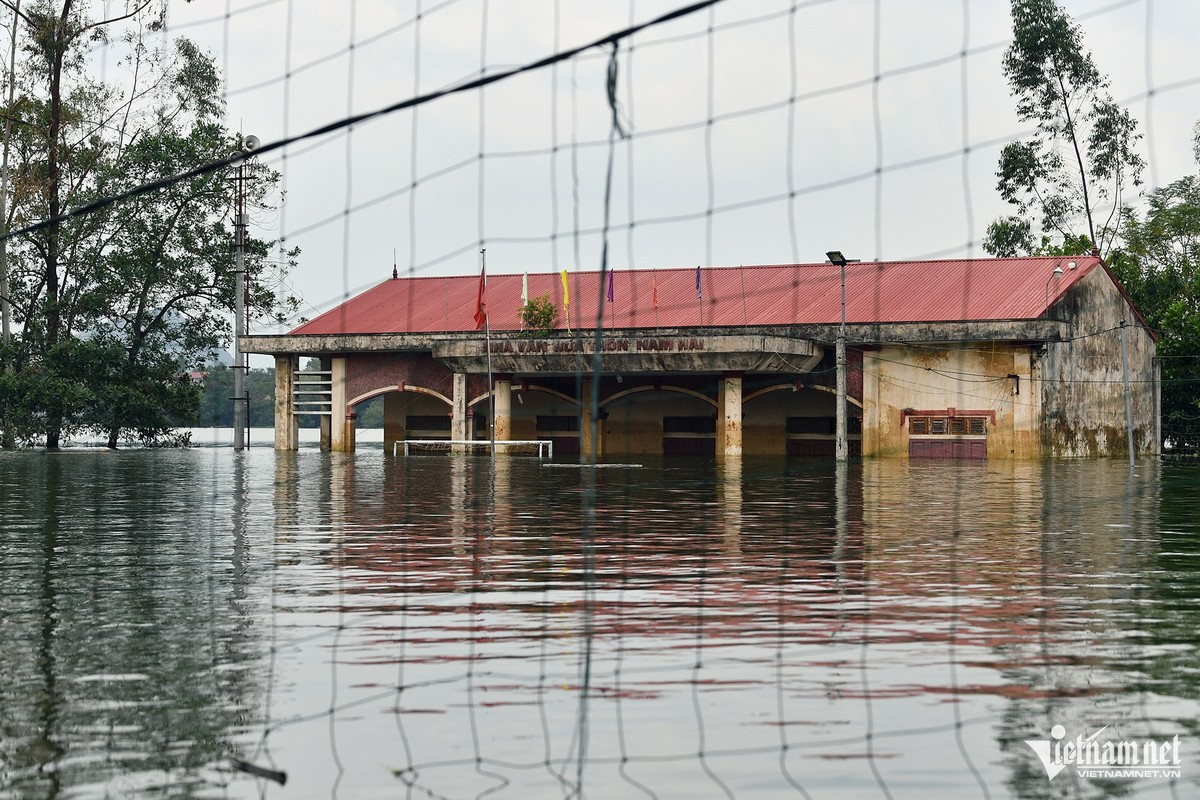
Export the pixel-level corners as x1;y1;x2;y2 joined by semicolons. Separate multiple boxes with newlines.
827;251;858;462
232;134;260;451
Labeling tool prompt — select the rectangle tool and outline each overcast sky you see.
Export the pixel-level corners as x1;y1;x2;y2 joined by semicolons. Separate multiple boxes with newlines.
138;0;1200;330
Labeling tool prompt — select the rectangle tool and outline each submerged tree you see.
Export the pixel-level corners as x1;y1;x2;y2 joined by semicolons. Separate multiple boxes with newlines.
984;0;1144;258
0;2;298;447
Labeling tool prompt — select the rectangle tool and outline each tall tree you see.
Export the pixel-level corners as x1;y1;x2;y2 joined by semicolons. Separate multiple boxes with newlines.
0;2;299;447
77;38;298;447
2;0;165;446
984;0;1144;258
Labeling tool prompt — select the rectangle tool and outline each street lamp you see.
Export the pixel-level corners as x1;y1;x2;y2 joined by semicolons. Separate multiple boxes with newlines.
826;250;858;462
232;134;260;451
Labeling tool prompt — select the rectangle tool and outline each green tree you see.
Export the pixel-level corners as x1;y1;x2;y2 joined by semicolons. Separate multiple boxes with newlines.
196;364;278;430
1;0;167;446
1110;131;1200;451
76;39;297;447
0;2;298;447
984;0;1144;258
518;292;560;335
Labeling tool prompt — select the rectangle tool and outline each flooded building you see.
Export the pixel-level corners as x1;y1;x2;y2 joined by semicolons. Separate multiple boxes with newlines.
242;256;1159;459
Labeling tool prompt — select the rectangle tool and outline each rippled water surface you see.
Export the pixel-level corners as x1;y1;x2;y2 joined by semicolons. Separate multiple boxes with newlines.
1;448;1198;799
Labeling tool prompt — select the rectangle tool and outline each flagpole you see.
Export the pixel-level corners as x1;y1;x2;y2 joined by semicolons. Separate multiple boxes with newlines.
739;263;748;325
520;271;528;331
482;248;494;460
608;270;614;328
653;269;659;330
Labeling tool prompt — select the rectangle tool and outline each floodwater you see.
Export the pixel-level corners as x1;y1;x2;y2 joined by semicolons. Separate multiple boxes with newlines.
1;442;1198;799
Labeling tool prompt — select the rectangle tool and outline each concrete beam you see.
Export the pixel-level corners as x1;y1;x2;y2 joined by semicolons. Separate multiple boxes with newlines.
432;334;823;374
240;320;1069;359
241;332;453;354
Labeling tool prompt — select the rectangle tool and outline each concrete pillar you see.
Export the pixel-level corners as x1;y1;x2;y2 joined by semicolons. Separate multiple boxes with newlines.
343;412;357;453
860;353;879;457
719;456;742;557
580;378;596;461
273;354;299;451
383;391;406;455
493;377;512;442
319;356;332;452
717;373;743;458
330;356;350;452
451;373;468;442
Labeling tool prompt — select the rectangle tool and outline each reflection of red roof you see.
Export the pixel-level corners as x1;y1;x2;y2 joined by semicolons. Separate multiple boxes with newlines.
291;257;1103;336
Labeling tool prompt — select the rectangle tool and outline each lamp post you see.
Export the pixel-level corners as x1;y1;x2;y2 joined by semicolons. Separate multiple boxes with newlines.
826;250;858;462
232;134;260;451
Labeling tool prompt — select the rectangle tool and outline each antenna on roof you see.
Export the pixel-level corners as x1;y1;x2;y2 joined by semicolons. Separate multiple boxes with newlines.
392;248;398;280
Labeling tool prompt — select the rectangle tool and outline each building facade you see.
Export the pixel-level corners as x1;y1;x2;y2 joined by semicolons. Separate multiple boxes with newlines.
243;257;1159;459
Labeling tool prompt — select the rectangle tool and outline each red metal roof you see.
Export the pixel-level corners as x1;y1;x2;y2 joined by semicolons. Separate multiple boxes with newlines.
289;257;1105;336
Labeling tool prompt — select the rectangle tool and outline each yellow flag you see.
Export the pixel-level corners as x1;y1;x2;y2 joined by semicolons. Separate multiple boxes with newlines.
561;269;571;332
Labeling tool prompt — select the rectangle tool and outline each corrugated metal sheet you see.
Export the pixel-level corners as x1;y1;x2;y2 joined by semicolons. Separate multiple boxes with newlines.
289;257;1102;336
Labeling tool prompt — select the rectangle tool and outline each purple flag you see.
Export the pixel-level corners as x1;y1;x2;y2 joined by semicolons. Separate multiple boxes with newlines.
695;265;702;299
606;270;614;304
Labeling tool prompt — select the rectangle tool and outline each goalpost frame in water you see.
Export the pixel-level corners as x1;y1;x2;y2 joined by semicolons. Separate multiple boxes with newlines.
397;439;554;458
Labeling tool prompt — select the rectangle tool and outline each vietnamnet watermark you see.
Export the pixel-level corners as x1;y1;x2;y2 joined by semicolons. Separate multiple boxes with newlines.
1026;725;1183;781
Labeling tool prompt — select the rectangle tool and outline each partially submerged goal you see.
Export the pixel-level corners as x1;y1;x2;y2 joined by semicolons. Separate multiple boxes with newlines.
396;439;554;458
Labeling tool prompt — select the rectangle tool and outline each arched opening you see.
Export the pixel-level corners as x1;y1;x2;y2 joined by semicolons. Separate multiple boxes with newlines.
348;385;453;452
469;383;582;453
600;386;718;456
743;383;862;456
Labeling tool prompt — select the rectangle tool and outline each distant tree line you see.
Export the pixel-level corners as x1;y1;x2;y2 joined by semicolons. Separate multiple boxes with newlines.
195;365;383;430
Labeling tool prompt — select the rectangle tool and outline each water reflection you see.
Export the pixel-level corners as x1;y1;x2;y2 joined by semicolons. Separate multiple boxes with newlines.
0;452;1197;798
0;452;272;797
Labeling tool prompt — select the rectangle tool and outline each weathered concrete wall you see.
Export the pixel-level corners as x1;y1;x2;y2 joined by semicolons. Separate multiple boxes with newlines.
862;342;1036;458
1038;267;1157;457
